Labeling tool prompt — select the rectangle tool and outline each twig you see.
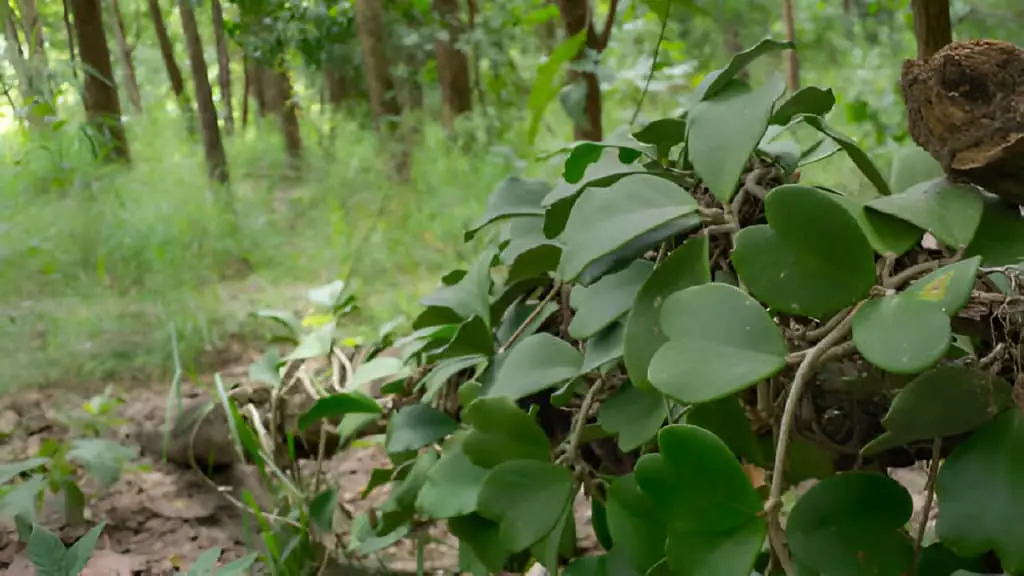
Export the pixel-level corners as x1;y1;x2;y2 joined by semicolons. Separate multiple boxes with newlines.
766;303;861;571
497;285;560;355
800;306;852;342
884;250;964;289
912;438;942;572
559;377;606;467
629;0;668;127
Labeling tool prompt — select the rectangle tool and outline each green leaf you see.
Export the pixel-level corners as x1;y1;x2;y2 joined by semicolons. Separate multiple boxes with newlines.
188;547;221;575
624;235;710;389
965;194;1024;266
581;322;625;373
569;260;654;339
575;214;701;286
253;309;302;340
421;248;496;327
247;349;283;387
217;553;259;576
559;139;654;183
889;145;944;194
348;355;408;392
649;283;787;403
833;195;922;257
467;178;553;241
66;439;137;488
462;397;550;468
27;524;67;576
787;472;913;575
421;355;486;403
689;74;786;203
382;450;438;513
633;117;686;160
635;425;765;575
297;392;381;432
546;148;646;208
784;435;836;484
487;333;582;400
851;295;951;374
866;177;984;248
917;543;987;576
698;38;794;101
605;473;668;574
801;115;892;197
385;405;458;455
862;366;1013;456
770;87;836;125
527;28;588;144
732;185;876;318
904;256;981;317
285;321;335;361
684;395;764;465
557;174;698;280
306;279;350;309
597;383;667;452
0;475;46;521
449;514;511;573
416;444;489;519
477;460;574;552
309;487;339;532
0;458;50;485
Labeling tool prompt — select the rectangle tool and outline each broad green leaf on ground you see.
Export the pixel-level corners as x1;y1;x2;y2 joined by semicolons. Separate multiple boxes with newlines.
635;425;765;575
904;256;981;316
449;514;510;574
421;247;497;327
66;439;137;488
633;117;686;160
385;404;458;455
557;174;698;280
0;474;45;522
0;458;50;485
347;355;408;392
477;460;574;552
574;213;702;286
684;395;764;465
527;29;587;144
487;333;582;400
297;391;381;431
852;295;951;374
787;472;913;575
866;178;983;248
770;87;836;125
216;553;259;576
285;322;335;361
28;525;67;575
732;185;876;318
467;177;553;241
461;397;550;468
649;283;787;403
605;474;669;574
697;38;794;100
569;260;654;339
861;366;1013;456
800;115;892;197
624;235;710;389
598;383;667;451
581;322;625;373
416;444;489;519
936;410;1024;573
965;194;1024;266
496;299;559;346
248;349;283;387
889;145;944;194
688;74;786;203
420;355;487;403
833;195;922;256
545;148;646;207
66;522;108;574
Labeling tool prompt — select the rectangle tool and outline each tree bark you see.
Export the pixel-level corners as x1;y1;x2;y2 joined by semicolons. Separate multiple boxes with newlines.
69;0;130;162
210;0;233;134
146;0;191;117
18;0;48;97
353;0;401;129
110;0;142;112
269;68;302;171
433;0;471;130
781;0;800;91
241;54;250;129
177;0;228;184
554;0;618;142
61;0;78;80
911;0;952;60
1;0;37;109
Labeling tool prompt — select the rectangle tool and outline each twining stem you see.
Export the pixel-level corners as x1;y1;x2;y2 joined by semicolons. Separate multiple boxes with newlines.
497;283;560;355
912;438;942;573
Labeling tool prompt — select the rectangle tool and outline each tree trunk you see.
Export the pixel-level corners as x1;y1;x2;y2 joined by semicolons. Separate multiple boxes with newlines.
1;1;36;108
911;0;952;59
241;54;250;129
110;0;142;112
69;0;130;162
210;0;233;134
271;68;302;171
554;0;617;142
353;0;401;129
177;0;228;185
402;51;424;111
146;0;191;118
433;0;472;130
323;65;348;109
781;0;800;91
18;0;48;98
61;0;78;80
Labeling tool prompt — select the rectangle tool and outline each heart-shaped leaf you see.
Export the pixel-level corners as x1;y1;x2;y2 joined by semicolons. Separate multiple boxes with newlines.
684;395;764;465
569;260;653;339
852;295;951;374
936;410;1024;573
889;145;944;194
866;177;984;248
605;473;669;574
416;442;489;519
487;333;582;400
462;397;550;468
420;247;496;327
633;117;686;160
787;472;914;574
833;195;922;256
597;383;667;451
732;185;876;318
635;425;765;575
624;235;711;389
649;283;787;403
581;321;625;373
965;194;1024;266
904;256;981;317
467;178;553;240
861;366;1013;456
477;460;574;552
385;405;458;455
557;174;698;281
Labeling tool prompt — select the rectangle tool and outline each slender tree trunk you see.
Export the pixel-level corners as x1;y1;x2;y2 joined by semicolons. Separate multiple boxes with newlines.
210;0;233;134
1;1;35;105
911;0;952;59
273;68;302;171
241;53;250;129
252;62;276;116
61;0;78;80
433;0;472;130
402;51;424;111
146;0;192;119
354;0;401;129
554;0;618;142
110;0;142;112
781;0;799;91
177;0;228;185
18;0;48;98
70;0;130;162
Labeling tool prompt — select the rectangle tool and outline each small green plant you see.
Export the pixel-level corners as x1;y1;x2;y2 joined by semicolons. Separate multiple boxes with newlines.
22;521;106;576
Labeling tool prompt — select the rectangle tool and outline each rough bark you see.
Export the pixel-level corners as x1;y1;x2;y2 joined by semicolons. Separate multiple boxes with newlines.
781;0;800;91
177;0;229;185
70;0;130;162
554;0;618;142
210;0;234;134
271;68;302;171
61;0;78;80
901;40;1024;205
146;0;191;117
433;0;472;130
353;0;401;128
110;0;142;112
911;0;952;60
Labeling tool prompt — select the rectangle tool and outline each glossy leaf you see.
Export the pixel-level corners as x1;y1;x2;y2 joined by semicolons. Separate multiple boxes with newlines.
597;383;667;451
461;397;550;468
684;395;764;465
569;260;653;339
867;177;983;248
889;145;944;194
477;460;574;552
488;333;582;400
385;404;458;454
801;114;892;197
581;322;625;373
467;177;552;241
770;87;836;125
852;295;951;374
297;391;381;432
605;473;669;574
965;194;1024;266
416;443;489;519
833;195;921;256
904;256;981;317
697;38;794;100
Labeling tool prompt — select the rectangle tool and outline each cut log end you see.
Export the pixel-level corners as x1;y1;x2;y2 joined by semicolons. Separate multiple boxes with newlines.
900;39;1024;204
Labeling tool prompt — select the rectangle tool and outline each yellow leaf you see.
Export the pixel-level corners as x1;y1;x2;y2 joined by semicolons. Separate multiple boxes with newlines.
916;271;953;302
341;337;362;347
301;313;334;328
